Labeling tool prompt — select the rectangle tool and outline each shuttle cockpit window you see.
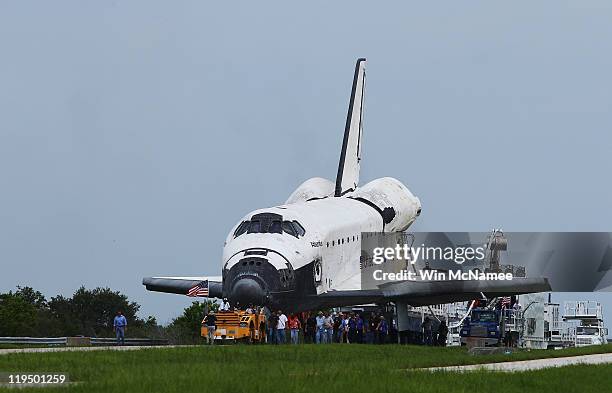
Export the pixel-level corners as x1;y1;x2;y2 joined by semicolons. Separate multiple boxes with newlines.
269;220;282;234
293;221;306;237
282;221;297;237
282;220;306;238
233;213;306;238
248;220;261;234
234;221;249;237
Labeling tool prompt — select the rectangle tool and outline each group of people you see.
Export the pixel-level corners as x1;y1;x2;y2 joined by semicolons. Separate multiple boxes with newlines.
266;310;301;344
307;311;390;344
262;310;391;345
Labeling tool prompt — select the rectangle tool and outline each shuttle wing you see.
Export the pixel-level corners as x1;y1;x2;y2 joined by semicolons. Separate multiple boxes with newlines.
310;277;550;308
335;58;366;196
378;277;551;306
142;276;223;298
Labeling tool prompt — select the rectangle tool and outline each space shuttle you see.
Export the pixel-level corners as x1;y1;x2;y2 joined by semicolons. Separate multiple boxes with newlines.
143;59;549;311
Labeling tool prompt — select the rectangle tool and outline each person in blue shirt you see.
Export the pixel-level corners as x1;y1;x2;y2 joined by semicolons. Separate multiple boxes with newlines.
355;313;364;344
338;314;348;343
347;314;357;343
377;316;388;345
113;310;127;346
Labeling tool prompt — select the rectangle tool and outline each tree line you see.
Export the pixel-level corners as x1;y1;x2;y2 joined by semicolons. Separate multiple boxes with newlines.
0;286;216;344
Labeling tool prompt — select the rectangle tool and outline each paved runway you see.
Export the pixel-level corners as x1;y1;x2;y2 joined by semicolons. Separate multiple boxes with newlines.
0;345;188;356
427;352;612;372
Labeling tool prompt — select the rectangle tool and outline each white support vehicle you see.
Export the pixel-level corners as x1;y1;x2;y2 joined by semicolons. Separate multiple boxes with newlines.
519;293;576;349
564;301;608;347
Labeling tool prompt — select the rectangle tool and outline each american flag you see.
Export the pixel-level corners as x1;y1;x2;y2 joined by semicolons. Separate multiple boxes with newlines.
187;280;209;297
500;296;511;308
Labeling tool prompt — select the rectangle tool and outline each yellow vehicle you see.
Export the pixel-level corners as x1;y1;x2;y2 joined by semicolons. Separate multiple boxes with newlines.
201;310;266;343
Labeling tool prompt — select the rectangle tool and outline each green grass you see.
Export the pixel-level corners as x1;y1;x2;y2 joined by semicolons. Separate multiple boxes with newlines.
2;344;612;392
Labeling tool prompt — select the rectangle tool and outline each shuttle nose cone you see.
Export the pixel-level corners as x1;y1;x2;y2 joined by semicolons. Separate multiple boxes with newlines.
230;278;265;304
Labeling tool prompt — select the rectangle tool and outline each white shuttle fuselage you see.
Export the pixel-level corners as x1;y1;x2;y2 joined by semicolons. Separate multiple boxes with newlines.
222;177;421;309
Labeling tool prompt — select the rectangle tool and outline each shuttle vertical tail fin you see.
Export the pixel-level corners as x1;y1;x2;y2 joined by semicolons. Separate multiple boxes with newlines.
335;58;366;197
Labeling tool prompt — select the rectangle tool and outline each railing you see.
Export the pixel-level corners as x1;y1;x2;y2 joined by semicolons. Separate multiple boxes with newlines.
90;338;169;346
502;309;523;332
0;337;67;345
564;301;603;320
0;337;168;346
556;325;576;345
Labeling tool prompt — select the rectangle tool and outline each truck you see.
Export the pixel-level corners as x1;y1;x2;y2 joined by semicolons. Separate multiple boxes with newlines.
564;301;608;347
574;325;608;347
459;308;502;346
201;310;267;344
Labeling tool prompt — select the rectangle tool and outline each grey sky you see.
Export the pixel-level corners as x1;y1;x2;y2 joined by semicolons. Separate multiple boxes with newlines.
1;1;611;325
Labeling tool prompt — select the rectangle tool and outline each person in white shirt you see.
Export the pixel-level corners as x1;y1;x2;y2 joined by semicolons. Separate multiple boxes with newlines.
276;310;288;344
220;298;230;311
323;312;334;344
315;311;326;344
